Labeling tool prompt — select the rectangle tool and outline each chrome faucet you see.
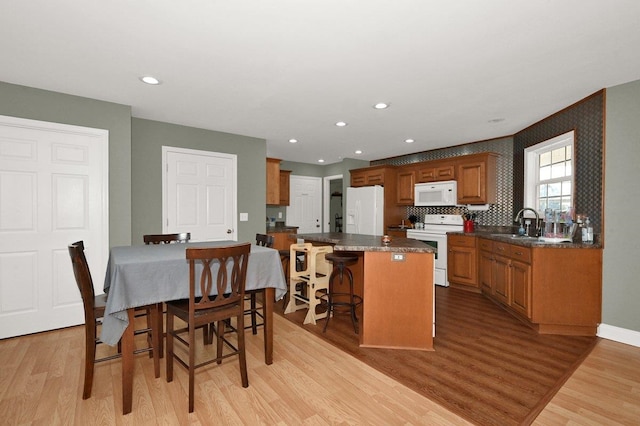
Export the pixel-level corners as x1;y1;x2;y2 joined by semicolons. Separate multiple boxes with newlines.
514;208;540;236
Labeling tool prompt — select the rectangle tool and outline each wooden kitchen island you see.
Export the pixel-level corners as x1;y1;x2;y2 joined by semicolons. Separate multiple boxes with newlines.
294;233;436;351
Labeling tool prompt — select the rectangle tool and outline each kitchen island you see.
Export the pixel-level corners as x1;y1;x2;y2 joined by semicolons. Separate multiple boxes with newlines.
294;232;436;351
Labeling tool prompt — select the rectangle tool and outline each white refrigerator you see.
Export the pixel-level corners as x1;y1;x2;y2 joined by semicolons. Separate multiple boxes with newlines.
345;185;384;235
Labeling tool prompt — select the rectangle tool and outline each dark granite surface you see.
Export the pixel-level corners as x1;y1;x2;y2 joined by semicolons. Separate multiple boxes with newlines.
452;231;602;249
267;226;299;233
295;232;436;253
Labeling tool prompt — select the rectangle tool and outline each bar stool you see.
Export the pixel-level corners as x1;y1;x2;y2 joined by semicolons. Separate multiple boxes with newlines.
321;252;362;334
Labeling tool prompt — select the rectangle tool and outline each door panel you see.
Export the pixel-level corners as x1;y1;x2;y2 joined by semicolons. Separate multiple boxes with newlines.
164;147;236;241
287;176;322;233
0;115;108;339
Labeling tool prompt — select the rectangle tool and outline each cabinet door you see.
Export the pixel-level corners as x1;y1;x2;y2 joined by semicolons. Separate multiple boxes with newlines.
479;250;494;294
435;165;455;181
266;158;281;205
493;254;511;304
416;166;436;182
448;245;478;287
350;171;367;187
457;160;486;204
279;170;291;206
271;230;296;251
511;259;531;318
366;170;385;186
396;170;415;205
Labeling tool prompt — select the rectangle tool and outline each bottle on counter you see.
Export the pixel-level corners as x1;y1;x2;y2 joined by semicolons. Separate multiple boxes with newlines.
582;217;593;244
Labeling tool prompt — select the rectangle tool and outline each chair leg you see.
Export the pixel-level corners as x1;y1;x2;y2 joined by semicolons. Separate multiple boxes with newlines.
236;313;249;388
150;304;161;378
166;310;174;383
188;317;196;413
216;321;224;364
250;292;258;335
83;323;97;399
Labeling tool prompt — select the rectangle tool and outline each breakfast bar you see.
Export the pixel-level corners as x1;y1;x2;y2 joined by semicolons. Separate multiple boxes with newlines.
294;233;436;351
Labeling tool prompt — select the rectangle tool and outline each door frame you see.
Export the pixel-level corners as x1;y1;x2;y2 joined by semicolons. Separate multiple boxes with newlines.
323;174;343;232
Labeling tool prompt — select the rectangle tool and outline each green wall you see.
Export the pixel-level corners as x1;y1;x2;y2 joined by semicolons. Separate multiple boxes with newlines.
0;81;132;246
131;118;266;244
604;79;640;332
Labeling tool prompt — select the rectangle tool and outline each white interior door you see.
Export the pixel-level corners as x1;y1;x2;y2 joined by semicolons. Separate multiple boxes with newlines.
163;147;236;241
0;115;108;339
287;175;322;233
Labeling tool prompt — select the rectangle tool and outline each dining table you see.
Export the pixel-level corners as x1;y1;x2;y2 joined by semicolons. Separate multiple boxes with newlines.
102;240;287;414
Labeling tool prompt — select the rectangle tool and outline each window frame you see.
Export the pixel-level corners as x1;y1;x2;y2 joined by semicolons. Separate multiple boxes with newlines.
524;130;575;215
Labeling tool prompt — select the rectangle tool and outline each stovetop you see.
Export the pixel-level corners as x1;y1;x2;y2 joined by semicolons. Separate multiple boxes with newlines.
408;214;464;235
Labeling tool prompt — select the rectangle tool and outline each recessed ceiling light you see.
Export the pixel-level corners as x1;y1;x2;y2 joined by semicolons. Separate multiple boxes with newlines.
140;76;161;85
318;159;325;163
405;138;415;143
373;102;389;109
355;150;363;154
289;138;298;143
335;121;348;127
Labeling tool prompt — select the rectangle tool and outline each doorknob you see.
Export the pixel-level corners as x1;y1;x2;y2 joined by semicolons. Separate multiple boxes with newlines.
227;229;233;234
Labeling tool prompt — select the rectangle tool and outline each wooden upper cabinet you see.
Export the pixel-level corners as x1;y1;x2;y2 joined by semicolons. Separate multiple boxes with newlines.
456;153;498;205
279;170;291;206
415;162;455;183
266;158;281;205
349;165;395;187
396;169;415;205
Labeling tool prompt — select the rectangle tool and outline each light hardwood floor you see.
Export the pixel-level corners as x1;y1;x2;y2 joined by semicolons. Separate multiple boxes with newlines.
1;313;639;425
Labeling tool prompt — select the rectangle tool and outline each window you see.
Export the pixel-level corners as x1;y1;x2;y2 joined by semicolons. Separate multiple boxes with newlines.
524;131;574;214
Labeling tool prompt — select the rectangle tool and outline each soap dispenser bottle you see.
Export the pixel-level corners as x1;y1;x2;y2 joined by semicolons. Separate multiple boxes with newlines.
582;217;593;244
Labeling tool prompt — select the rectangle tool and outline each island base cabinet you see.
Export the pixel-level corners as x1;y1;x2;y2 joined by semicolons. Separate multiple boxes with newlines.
361;251;434;351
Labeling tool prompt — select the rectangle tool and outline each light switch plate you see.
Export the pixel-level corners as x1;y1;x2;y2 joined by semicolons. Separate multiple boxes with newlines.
239;213;248;221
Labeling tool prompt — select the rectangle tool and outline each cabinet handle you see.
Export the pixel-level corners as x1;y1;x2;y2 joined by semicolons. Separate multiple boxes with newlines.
514;251;523;256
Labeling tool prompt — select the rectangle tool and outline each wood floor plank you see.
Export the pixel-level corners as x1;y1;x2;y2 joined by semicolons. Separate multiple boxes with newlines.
0;290;638;425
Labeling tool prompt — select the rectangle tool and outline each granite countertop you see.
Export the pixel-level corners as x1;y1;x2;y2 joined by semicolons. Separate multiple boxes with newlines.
451;230;602;249
295;232;436;253
266;225;299;233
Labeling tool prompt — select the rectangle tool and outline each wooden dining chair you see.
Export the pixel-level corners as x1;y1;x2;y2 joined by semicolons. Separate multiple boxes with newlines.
242;233;274;334
165;243;251;413
142;232;191;356
68;241;160;400
143;232;191;245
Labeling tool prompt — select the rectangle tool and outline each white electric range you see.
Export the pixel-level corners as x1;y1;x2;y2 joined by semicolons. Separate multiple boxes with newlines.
406;214;464;287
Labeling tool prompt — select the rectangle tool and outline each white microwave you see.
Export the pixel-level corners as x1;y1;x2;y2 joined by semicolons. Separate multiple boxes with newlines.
414;180;458;206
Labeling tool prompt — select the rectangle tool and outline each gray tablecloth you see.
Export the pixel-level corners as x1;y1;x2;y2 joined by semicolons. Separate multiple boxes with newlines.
101;241;287;346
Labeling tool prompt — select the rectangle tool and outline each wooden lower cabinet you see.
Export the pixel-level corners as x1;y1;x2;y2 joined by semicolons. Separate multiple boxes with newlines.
269;229;297;251
476;237;600;336
447;235;478;290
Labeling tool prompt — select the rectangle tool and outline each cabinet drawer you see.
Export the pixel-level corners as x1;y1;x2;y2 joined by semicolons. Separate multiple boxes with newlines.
493;241;510;256
509;245;532;263
448;235;476;248
479;238;493;252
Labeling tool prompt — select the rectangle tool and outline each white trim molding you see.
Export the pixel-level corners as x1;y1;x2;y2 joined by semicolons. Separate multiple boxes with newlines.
598;323;640;348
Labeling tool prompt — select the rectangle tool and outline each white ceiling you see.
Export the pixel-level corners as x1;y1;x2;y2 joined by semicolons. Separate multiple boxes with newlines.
2;1;640;165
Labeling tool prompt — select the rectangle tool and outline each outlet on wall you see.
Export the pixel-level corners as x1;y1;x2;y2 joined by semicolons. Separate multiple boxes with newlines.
240;212;248;221
278;212;282;219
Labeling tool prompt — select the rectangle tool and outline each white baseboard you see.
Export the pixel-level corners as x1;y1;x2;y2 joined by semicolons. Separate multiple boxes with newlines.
598;323;640;347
